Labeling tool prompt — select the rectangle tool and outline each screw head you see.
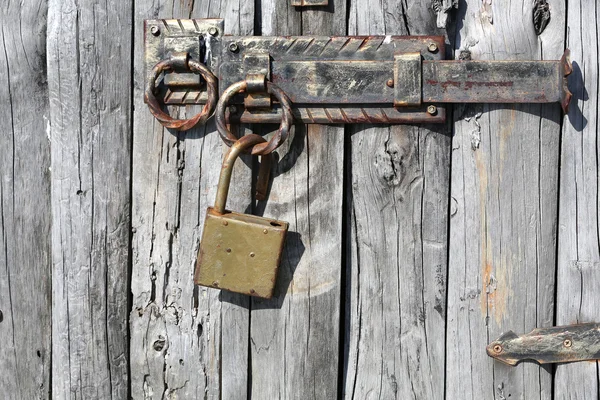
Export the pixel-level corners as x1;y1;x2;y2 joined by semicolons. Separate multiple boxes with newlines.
386;79;394;88
228;42;239;53
427;105;438;115
208;27;218;36
493;344;503;353
263;229;268;234
428;42;438;52
563;339;572;348
150;26;161;36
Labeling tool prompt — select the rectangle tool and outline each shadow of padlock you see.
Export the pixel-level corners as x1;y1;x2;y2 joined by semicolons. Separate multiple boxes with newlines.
195;134;289;299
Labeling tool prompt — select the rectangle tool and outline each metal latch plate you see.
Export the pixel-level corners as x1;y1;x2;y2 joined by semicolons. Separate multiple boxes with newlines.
144;19;223;105
219;36;447;124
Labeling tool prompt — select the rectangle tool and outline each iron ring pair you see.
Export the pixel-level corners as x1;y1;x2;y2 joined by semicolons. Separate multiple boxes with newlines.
144;54;218;131
215;80;294;156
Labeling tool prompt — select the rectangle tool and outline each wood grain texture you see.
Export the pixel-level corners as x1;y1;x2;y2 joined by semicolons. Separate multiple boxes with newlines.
445;0;565;399
248;1;345;399
344;1;451;398
47;0;133;398
0;1;52;398
555;0;600;397
130;2;254;399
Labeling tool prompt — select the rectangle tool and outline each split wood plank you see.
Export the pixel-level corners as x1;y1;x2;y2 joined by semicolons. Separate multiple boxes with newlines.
0;1;52;398
130;1;254;399
555;0;600;397
445;0;565;399
248;1;345;399
344;1;451;398
47;0;133;398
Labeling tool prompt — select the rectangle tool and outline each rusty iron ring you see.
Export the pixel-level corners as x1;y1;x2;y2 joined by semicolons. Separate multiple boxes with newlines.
215;80;294;155
145;56;218;131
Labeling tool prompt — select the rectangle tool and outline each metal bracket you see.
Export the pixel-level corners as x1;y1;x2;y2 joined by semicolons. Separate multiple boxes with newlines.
487;323;600;365
144;19;572;126
291;0;329;6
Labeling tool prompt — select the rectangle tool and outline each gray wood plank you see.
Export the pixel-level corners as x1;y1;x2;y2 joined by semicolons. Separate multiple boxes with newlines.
555;0;600;397
445;1;565;399
47;0;133;398
248;1;345;399
344;2;450;399
0;1;52;398
130;2;254;399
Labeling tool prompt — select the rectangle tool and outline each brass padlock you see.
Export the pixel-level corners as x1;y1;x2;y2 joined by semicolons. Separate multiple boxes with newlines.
195;134;289;299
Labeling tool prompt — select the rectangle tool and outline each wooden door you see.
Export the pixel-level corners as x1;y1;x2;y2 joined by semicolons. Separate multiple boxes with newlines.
1;0;598;399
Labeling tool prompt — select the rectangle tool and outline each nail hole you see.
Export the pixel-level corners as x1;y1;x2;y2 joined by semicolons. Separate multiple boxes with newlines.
197;324;203;338
153;337;166;352
76;190;83;195
37;350;42;358
270;222;281;227
179;359;184;366
0;309;3;322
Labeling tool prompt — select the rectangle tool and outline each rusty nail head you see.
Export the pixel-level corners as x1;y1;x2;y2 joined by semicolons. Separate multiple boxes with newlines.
208;27;218;36
427;105;437;115
250;252;256;257
212;281;219;287
563;339;572;347
493;344;502;353
226;248;232;253
222;220;228;226
386;79;394;88
428;42;438;52
229;42;239;53
250;289;256;294
150;26;160;36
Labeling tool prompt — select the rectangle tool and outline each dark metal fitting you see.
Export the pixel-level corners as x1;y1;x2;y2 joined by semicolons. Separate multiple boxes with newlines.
246;73;267;93
169;52;190;70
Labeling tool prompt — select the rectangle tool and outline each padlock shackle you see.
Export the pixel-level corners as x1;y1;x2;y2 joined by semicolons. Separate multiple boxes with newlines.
214;134;271;214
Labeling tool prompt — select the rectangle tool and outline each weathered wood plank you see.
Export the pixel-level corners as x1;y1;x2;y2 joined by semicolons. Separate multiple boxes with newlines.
555;0;600;397
130;2;254;399
344;2;450;398
445;0;565;399
248;1;345;399
47;0;133;398
0;1;52;398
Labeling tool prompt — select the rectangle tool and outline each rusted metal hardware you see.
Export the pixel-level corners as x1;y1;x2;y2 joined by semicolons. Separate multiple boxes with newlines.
144;18;572;130
195;134;289;299
215;79;294;154
487;323;600;365
145;52;218;130
291;0;329;6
